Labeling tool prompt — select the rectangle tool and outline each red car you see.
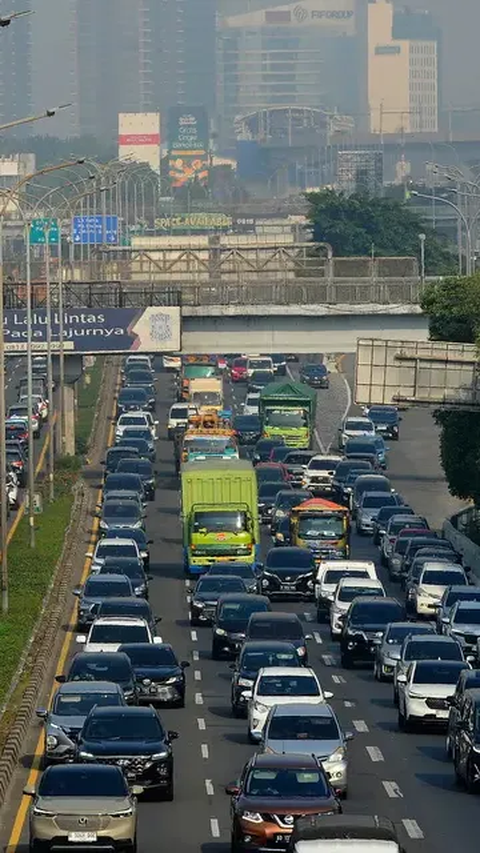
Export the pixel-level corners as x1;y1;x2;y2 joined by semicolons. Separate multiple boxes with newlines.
230;357;248;382
255;462;291;484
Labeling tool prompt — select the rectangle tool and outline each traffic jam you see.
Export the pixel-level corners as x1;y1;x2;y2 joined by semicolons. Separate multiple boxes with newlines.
24;351;480;853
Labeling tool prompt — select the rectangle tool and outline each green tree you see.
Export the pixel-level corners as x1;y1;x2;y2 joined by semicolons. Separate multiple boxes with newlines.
306;189;456;275
420;274;480;343
434;410;480;504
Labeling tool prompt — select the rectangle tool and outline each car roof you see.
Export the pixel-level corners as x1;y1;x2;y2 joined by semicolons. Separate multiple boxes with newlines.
43;764;122;778
271;703;335;718
406;634;460;644
338;577;383;588
252;752;319;769
258;666;315;677
414;659;465;670
87;704;157;718
268;546;311;557
361;490;396;498
420;564;464;574
455;600;480;610
99;597;150;607
385;621;433;632
240;640;298;652
56;681;121;694
91;616;149;627
97;538;137;547
85;574;131;585
309;454;342;462
249;611;302;622
71;651;131;664
345;417;372;424
197;574;244;583
218;593;268;603
119;642;172;653
351;596;400;607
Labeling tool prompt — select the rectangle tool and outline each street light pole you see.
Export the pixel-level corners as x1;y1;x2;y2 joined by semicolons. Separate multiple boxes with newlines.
0;215;8;611
45;225;54;500
25;220;35;546
419;233;426;286
411;191;473;276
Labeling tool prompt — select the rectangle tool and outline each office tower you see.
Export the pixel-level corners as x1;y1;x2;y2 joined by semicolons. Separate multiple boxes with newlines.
337;150;384;194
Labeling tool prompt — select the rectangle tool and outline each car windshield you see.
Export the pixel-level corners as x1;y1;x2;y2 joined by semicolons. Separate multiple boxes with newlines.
219;601;268;621
390;518;426;534
119;416;148;426
267;550;313;569
350;603;402;624
209;565;254;580
264;412;307;429
106;476;141;491
405;641;463;661
242;650;299;670
453;608;480;624
53;691;123;716
378;507;413;523
413;663;465;684
83;580;130;597
84;714;162;741
446;590;480;607
96;543;137;559
103;503;140;520
284;454;312;466
99;602;150;619
362;495;397;509
245;768;328;798
191;391;222;407
422;570;466;586
121;646;176;666
309;459;339;471
297;515;344;540
338;585;382;603
234;417;261;430
250;371;272;383
259;483;285;498
249;620;304;640
346;441;378;455
268;714;339;740
257;469;285;483
345;420;374;432
89;625;149;643
386;625;431;644
118;461;153;477
394;538;415;555
193;510;246;533
258;675;319;696
324;569;369;584
369;409;398;423
69;659;130;681
119;390;147;402
249;359;271;370
39;768;128;798
170;407;189;419
122;429;151;442
334;462;371;480
196;578;245;594
185;438;235;455
100;562;144;579
303;364;326;375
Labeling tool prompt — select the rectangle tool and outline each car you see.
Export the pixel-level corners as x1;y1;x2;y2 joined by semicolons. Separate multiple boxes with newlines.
330;577;386;639
124;354;154;374
116;411;158;442
233;414;262;445
281;451;317;488
25;764;141;853
76;616;162;653
256;462;290;486
230;640;301;717
245;611;312;662
340;597;406;668
96;593;159;628
167;403;196;437
261;703;352;797
437;585;480;633
117;386;149;415
206;562;261;594
413;564;468;617
118;429;155;460
230;357;248;382
299;362;330;388
102;446;140;478
289;815;401;853
246;356;274;378
57;651;138;704
98;498;145;535
247;666;333;743
252;437;285;464
211;593;271;659
36;681;126;765
439;600;480;656
356;491;402;535
301;455;343;496
119;642;189;708
6;448;26;486
227;753;340;853
103;472;146;504
446;670;480;758
8;404;41;435
258;481;292;523
350;474;393;519
401;535;451;578
338;416;375;450
344;436;387;469
76;705;177;799
451;687;480;790
123;367;154;388
73;574;134;631
380;513;429;566
271;354;287;376
87;537;143;569
116;458;156;500
374;622;436;682
405;558;459;613
259;547;316;600
387;529;435;580
270;489;313;537
365;405;400;439
190;574;248;626
243;392;261;417
331;459;372;503
315;563;376;622
398;660;468;732
269;446;292;463
5;419;29;446
372;505;415;546
96;556;151;598
248;370;273;392
393;634;465;704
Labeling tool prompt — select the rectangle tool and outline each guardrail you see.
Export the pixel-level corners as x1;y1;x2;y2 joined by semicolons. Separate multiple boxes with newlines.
443;507;480;581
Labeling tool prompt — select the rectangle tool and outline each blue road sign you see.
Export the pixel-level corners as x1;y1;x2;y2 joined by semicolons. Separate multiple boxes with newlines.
72;215;118;245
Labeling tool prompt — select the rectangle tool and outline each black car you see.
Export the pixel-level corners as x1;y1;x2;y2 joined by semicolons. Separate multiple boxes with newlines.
282;451;317;488
97;556;151;598
103;472;146;504
269;446;291;463
74;574;134;631
344;439;382;468
211;593;271;659
106;527;152;568
206;563;260;594
245;611;311;663
102;446;140;480
252;438;286;465
190;575;248;626
258;481;292;523
97;597;160;633
452;687;480;790
77;705;177;799
233;415;263;445
123;369;153;388
372;505;414;546
120;427;156;457
57;652;138;704
117;387;149;415
118;436;155;462
260;547;316;600
271;489;313;536
401;535;444;576
230;640;301;716
248;370;273;392
119;643;189;708
99;499;145;536
270;354;287;376
127;383;156;411
332;459;373;503
300;362;330;388
117;458;156;501
367;406;400;440
340;597;406;668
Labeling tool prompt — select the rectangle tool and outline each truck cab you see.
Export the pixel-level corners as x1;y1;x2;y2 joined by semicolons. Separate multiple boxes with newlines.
289;498;351;562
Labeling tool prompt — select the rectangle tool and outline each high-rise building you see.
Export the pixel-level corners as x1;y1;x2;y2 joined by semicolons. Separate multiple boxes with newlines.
368;0;438;134
0;0;32;131
336;150;384;195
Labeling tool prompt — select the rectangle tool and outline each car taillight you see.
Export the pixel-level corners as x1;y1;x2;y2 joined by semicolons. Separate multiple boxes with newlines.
12;460;22;468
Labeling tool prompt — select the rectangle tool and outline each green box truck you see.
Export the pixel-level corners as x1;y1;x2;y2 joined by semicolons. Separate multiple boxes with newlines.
181;459;260;575
259;381;317;448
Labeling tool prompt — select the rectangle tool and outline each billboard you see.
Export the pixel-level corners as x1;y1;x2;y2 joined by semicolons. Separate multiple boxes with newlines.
118;113;161;173
355;338;480;408
3;307;180;354
167;106;208;154
168;154;209;188
155;212;231;232
224;0;356;34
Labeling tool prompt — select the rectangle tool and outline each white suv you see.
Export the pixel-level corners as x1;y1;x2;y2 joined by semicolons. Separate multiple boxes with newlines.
398;659;467;732
302;455;342;495
413;564;467;617
329;577;386;639
116;411;158;441
76;616;162;653
247;666;332;743
86;537;143;571
338;416;375;450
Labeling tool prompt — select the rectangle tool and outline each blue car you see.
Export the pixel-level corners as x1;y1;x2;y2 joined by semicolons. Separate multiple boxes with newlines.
344;436;388;469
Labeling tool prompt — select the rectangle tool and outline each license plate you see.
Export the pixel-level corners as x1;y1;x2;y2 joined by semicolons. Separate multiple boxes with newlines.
68;833;97;843
157;687;171;698
281;584;296;590
275;835;289;844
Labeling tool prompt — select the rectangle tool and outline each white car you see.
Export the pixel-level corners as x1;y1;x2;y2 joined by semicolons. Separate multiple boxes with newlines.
6;470;19;509
315;565;375;620
247;666;333;743
125;354;154;374
302;454;342;495
243;392;261;416
338;416;375;450
398;659;468;731
8;408;40;435
115;411;158;441
163;355;182;370
246;356;273;378
314;559;377;602
413;564;468;617
167;403;198;438
76;616;162;653
86;537;143;571
329;577;386;638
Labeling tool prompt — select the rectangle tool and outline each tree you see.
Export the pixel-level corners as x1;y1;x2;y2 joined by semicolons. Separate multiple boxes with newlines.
434;410;480;504
420;274;480;343
306;189;456;275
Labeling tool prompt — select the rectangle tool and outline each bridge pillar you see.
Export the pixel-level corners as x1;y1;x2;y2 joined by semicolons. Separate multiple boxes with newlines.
63;384;76;456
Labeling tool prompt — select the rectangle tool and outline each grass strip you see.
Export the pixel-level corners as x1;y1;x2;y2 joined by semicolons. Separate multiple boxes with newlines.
75;357;104;456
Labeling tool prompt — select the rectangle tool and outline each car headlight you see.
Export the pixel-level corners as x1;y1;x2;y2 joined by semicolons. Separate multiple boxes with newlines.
165;676;182;684
142;678;152;686
134;585;145;595
46;735;58;749
99;520;107;529
297;646;306;656
33;807;55;817
79;751;95;759
193;600;205;608
151;751;169;759
324;746;346;762
111;809;134;818
238;677;253;687
215;628;227;636
133;520;143;529
240;812;262;823
254;702;269;713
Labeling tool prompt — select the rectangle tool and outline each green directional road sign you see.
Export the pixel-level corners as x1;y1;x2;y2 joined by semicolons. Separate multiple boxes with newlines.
29;217;59;245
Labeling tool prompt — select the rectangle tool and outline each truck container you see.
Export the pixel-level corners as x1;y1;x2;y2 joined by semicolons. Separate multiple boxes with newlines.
181;459;260;575
188;377;224;414
179;363;217;401
259;381;317;448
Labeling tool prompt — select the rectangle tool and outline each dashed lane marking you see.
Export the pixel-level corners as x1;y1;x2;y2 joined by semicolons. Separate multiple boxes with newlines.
197;718;206;730
205;779;215;796
210;819;220;838
186;594;191;603
353;720;369;733
195;692;204;705
322;654;336;666
191;629;198;642
195;669;202;681
331;674;346;684
382;781;403;798
201;744;209;759
344;700;355;708
366;746;384;762
313;631;322;644
402;820;424;840
192;650;200;661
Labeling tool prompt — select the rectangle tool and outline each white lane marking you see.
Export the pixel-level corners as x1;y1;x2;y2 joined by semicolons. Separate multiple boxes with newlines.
186;594;191;603
353;720;369;733
322;654;336;666
195;692;204;705
344;700;355;707
314;426;326;453
331;674;346;684
201;743;209;759
185;579;190;589
304;611;314;622
402;819;424;840
205;779;215;796
210;818;220;838
313;631;322;644
192;649;200;661
382;781;403;798
197;717;206;730
195;669;202;681
325;355;352;453
366;746;384;762
191;629;198;642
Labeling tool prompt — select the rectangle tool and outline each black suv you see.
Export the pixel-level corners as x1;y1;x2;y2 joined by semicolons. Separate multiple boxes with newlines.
245;611;311;663
119;643;189;708
340;597;406;669
211;593;271;659
57;652;138;704
452;688;480;792
190;575;247;626
259;547;316;600
77;705;178;799
230;640;301;717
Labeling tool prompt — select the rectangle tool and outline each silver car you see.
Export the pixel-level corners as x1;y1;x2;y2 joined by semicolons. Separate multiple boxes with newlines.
373;621;436;682
73;574;134;631
261;702;353;796
444;601;480;656
356;491;401;536
393;634;465;705
36;681;126;765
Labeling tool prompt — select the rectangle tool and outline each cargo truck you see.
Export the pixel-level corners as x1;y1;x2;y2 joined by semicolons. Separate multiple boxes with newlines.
259;381;317;448
178;363;217;401
181;459;260;575
189;377;224;414
290;497;351;561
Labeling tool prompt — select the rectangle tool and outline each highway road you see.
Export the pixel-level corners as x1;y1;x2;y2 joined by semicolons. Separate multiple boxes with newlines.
0;353;474;853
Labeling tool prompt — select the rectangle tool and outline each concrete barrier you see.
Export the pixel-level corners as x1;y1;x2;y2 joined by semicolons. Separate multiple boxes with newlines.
443;507;480;582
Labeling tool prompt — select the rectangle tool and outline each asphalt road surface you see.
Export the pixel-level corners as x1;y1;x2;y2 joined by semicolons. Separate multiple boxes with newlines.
0;354;473;853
